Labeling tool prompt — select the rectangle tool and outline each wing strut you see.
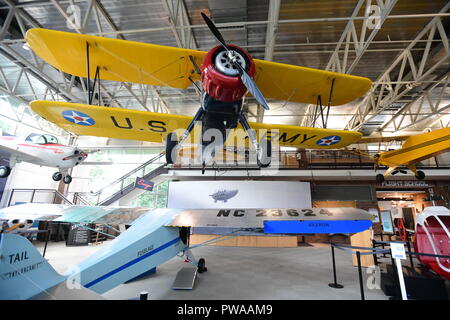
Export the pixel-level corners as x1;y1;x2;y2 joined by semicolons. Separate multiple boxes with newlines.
86;42;102;106
312;78;336;128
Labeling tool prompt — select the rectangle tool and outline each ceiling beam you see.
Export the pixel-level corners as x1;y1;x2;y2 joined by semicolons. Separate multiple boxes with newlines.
345;2;450;132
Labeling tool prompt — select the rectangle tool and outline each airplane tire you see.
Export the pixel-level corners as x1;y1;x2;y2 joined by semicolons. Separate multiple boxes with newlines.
376;174;385;183
257;138;271;168
0;166;11;178
165;132;178;164
197;258;207;273
63;175;72;184
52;172;63;181
415;170;425;180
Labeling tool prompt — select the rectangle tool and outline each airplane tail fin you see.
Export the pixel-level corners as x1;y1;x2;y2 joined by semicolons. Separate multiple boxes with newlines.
0;233;66;300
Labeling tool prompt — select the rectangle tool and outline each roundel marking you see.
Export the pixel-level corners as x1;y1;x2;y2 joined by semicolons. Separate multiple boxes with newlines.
62;110;95;126
316;135;341;146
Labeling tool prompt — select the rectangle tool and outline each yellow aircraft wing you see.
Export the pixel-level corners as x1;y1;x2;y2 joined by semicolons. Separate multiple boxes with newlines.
253;59;372;105
26;28;371;105
25;28;205;88
379;127;450;167
30;100;362;149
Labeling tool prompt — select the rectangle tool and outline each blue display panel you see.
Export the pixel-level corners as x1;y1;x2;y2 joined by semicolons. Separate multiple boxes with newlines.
263;220;372;234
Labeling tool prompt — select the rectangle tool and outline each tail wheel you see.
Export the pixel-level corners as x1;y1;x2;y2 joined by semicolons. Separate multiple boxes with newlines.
0;166;11;178
376;174;385;183
165;132;178;164
257;138;271;168
52;172;63;181
197;258;207;273
415;170;425;180
63;175;72;184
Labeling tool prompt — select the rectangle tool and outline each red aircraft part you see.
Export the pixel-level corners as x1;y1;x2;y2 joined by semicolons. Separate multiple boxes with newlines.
200;45;255;102
414;213;450;280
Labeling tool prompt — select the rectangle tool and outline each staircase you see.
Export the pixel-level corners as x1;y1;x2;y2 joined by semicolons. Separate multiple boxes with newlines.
73;152;168;206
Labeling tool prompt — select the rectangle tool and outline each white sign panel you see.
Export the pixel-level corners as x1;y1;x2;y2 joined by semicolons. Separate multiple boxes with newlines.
167;181;311;209
390;242;406;260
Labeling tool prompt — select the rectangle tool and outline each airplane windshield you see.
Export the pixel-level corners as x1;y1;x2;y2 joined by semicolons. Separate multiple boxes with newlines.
25;133;60;145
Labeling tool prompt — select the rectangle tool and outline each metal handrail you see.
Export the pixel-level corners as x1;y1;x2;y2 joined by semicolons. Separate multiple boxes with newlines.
8;188;74;206
73;152;166;205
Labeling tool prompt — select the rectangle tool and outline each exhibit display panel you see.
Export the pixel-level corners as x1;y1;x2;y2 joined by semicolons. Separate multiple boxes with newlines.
167;180;311;209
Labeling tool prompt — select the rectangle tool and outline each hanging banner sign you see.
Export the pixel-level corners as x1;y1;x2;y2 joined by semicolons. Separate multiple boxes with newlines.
135;177;154;191
378;181;434;188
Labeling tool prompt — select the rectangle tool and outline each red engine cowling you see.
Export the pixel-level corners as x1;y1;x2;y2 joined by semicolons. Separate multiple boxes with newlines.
200;45;255;102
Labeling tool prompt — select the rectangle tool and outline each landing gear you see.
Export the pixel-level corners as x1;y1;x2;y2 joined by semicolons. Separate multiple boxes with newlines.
165;132;179;164
197;258;207;273
376;174;385;183
415;170;425;180
257;138;271;168
63;175;72;184
238;113;272;168
0;166;11;178
165;107;205;165
52;172;62;181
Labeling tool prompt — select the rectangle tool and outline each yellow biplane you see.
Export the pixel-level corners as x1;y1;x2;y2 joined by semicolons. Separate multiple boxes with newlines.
372;127;450;182
26;13;372;169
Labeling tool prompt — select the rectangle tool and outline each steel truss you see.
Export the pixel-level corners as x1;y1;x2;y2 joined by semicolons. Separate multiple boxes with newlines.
345;2;450;133
300;0;398;128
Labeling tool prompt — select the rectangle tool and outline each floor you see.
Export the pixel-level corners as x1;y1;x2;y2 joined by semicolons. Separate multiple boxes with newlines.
35;240;389;300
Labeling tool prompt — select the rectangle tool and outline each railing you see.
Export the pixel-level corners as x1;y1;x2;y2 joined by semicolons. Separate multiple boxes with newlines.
7;188;73;206
173;149;449;170
73;152;166;205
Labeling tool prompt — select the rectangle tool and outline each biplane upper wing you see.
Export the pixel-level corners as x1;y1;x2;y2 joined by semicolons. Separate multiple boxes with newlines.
25;28;206;89
253;59;372;105
26;28;371;105
30;100;362;149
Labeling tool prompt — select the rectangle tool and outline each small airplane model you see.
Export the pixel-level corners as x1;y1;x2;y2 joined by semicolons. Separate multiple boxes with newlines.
372;127;450;183
209;189;238;203
25;13;372;170
0;133;88;184
0;203;373;299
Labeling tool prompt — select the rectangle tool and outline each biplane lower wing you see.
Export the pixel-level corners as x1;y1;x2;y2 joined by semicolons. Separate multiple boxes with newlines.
30;100;362;149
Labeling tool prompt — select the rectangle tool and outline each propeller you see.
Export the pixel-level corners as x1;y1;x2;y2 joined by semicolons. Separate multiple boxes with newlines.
201;12;270;110
63;150;88;160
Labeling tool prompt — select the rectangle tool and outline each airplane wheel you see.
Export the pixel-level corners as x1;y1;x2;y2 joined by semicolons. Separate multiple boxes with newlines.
415;170;425;180
197;258;207;273
165;132;178;164
376;174;385;183
63;175;72;184
0;166;11;178
257;138;271;168
52;172;62;181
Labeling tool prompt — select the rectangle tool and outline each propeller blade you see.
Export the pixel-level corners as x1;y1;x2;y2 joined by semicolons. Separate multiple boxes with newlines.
201;13;228;49
238;67;270;110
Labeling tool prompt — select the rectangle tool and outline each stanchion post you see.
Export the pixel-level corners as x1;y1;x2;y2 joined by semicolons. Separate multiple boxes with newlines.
328;244;344;289
356;251;365;300
140;291;148;300
406;241;414;269
43;228;50;258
